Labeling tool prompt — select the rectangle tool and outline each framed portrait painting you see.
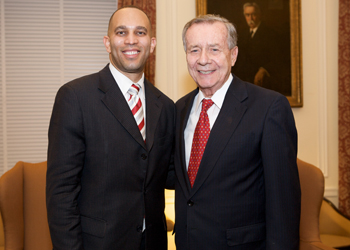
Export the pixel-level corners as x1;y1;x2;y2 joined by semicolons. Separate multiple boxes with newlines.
196;0;302;107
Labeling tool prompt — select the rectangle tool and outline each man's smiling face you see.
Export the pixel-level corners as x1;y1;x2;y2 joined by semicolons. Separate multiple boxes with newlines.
185;21;238;97
104;7;156;82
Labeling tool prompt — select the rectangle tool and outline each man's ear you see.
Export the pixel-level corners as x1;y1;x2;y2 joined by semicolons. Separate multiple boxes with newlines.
103;36;111;53
231;46;238;66
150;37;156;53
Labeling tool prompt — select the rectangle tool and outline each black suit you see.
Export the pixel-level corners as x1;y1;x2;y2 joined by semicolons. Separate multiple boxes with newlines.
174;76;300;249
233;22;291;96
46;64;175;250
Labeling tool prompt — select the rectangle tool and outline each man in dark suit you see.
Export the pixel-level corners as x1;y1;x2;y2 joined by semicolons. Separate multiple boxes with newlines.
174;14;300;249
46;6;174;250
232;2;291;96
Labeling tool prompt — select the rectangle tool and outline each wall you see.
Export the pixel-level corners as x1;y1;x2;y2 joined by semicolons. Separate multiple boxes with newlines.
155;0;197;99
293;0;339;205
156;1;196;249
157;1;339;248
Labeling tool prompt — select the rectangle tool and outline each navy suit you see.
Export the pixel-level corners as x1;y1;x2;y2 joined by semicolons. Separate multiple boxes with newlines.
174;76;300;249
46;64;175;250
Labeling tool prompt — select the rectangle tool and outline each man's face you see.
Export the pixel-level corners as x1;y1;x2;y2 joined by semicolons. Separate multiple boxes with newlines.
244;6;261;29
185;22;238;97
103;8;156;81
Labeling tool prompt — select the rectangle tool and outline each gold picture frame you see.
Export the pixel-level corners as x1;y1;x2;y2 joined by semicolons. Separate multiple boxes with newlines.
196;0;302;107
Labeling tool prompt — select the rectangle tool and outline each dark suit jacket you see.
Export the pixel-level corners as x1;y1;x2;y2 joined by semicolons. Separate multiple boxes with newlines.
233;22;291;96
174;76;300;250
46;64;175;250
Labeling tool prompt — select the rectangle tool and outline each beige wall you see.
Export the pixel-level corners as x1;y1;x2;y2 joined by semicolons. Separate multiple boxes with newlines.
156;3;196;249
157;0;339;248
155;0;197;99
293;0;339;205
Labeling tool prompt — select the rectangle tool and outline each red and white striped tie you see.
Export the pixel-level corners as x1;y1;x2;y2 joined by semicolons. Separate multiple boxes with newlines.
128;84;146;141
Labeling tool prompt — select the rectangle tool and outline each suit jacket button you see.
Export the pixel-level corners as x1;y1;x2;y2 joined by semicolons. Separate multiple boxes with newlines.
141;154;147;160
187;200;194;207
137;226;143;232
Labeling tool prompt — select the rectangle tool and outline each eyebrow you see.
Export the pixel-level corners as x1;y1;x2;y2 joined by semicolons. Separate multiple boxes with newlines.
114;25;148;33
187;44;220;51
187;44;199;50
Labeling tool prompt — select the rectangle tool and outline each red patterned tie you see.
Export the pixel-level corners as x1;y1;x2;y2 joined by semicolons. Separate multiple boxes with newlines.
188;99;214;188
128;84;146;141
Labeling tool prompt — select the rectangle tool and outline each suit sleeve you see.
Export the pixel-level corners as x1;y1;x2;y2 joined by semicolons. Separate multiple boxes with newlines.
46;84;85;250
261;95;301;250
165;141;175;189
165;106;176;190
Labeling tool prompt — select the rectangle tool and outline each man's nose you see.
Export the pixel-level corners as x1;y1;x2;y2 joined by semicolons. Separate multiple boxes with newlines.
198;50;210;65
125;33;138;44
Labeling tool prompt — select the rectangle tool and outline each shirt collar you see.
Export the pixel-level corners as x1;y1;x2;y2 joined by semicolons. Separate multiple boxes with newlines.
194;74;233;112
250;22;261;34
109;63;145;96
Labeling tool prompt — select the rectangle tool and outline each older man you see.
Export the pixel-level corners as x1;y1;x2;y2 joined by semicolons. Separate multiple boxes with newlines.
232;2;291;96
174;14;300;249
46;6;174;250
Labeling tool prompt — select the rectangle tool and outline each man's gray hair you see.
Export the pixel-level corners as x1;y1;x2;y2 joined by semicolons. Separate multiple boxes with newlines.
243;2;261;15
182;14;238;52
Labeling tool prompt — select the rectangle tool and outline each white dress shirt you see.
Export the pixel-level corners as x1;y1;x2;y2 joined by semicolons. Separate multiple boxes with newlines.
250;22;261;38
184;74;233;170
109;63;147;230
109;63;147;127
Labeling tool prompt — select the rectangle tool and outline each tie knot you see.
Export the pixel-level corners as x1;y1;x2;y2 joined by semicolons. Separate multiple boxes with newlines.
201;99;214;113
129;83;140;95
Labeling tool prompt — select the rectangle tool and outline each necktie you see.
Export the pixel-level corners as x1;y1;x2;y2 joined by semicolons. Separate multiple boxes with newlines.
188;99;214;188
127;84;146;141
250;30;254;38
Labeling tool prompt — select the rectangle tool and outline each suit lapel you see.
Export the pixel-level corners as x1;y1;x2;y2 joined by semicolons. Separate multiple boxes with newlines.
98;65;146;150
178;89;199;196
190;77;248;195
144;80;162;152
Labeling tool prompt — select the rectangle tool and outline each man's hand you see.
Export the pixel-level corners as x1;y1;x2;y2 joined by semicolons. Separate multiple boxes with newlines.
254;67;270;86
